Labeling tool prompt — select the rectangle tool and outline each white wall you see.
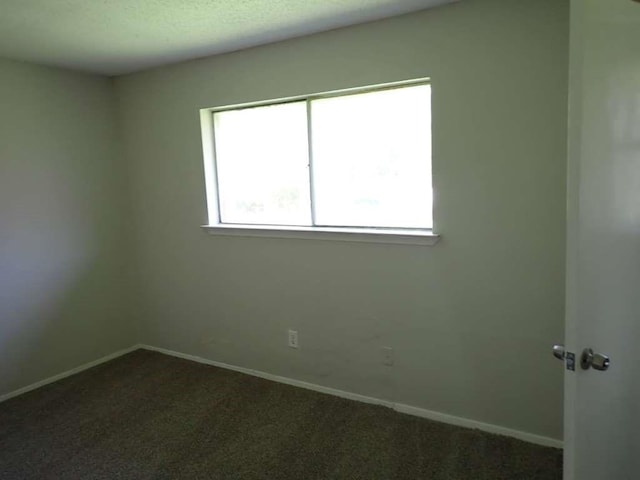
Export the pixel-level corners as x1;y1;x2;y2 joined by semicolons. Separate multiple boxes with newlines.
115;0;569;440
0;58;135;395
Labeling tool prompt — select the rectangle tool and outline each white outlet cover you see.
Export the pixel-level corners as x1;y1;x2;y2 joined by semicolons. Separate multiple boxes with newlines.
382;346;394;366
288;330;299;349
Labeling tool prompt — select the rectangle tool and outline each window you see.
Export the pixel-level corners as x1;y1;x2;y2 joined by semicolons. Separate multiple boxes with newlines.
201;80;437;244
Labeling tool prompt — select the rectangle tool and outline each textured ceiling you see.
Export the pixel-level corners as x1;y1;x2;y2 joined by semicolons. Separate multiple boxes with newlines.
0;0;459;76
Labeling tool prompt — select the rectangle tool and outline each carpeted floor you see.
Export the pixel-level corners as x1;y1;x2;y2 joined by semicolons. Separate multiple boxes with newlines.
0;350;562;479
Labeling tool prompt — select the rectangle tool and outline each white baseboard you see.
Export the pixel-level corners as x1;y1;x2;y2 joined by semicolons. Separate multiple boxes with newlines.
394;403;563;448
139;344;563;449
0;344;142;403
140;344;393;408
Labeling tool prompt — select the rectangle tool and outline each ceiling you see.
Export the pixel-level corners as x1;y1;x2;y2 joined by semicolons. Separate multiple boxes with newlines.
0;0;459;76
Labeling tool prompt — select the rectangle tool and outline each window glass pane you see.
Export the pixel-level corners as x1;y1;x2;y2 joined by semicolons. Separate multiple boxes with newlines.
310;85;432;229
214;102;311;226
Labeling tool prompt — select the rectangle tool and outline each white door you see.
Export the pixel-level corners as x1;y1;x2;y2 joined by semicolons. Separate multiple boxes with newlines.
564;0;640;479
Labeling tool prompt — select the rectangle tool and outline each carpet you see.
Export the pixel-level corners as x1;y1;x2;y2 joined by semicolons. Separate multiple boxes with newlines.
0;349;562;479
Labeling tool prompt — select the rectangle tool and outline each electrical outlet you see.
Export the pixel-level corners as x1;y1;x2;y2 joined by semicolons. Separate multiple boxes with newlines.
288;329;299;349
382;346;394;366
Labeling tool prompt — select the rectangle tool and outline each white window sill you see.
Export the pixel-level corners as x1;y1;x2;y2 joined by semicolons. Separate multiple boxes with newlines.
201;224;440;246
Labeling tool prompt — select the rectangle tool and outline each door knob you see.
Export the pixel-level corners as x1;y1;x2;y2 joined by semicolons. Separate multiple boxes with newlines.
580;348;610;371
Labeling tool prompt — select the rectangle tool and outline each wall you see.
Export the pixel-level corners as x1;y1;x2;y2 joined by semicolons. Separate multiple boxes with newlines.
0;58;135;395
115;0;568;440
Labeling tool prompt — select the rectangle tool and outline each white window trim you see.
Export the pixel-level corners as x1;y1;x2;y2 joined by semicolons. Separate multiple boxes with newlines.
200;224;439;246
199;78;440;247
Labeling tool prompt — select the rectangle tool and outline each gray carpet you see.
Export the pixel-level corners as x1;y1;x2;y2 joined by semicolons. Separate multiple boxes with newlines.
0;350;562;479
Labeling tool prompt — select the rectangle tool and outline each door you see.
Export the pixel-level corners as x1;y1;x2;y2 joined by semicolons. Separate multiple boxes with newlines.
564;0;640;479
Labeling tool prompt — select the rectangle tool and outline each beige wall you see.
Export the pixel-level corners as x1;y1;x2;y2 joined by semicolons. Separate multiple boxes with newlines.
115;0;569;440
0;58;135;395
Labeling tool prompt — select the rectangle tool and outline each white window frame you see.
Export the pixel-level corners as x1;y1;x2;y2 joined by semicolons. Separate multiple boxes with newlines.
199;79;439;246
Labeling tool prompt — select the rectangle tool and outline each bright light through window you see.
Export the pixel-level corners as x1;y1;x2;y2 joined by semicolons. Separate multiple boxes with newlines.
311;85;431;229
214;102;312;226
208;81;432;231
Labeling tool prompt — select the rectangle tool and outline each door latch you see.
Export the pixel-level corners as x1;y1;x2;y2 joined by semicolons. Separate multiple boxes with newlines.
552;344;575;371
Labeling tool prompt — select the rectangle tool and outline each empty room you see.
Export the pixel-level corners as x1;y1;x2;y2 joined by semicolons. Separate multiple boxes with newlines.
1;0;638;478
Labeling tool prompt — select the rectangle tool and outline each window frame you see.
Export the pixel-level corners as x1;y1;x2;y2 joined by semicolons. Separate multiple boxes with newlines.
200;78;439;246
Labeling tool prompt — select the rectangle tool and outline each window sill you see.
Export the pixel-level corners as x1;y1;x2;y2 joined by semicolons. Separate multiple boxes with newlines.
201;224;440;246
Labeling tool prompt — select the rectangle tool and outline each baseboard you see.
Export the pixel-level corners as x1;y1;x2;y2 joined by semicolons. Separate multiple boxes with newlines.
394;403;563;448
0;344;142;403
139;344;563;449
140;344;394;409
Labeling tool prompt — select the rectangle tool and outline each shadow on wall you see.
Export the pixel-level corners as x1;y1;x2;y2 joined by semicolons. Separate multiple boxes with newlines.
0;118;129;396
